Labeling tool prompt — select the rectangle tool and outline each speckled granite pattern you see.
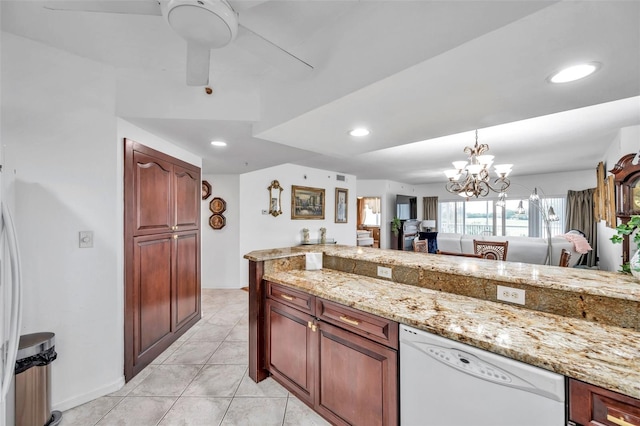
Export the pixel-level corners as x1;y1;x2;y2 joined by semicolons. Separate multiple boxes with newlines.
248;246;640;329
263;268;640;400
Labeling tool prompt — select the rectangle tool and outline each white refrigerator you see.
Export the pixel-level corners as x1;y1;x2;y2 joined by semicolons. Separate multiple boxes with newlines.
1;154;23;426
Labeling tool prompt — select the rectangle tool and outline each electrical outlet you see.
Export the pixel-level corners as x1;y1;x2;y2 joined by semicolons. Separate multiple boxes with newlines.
497;285;525;305
377;266;392;279
79;231;93;248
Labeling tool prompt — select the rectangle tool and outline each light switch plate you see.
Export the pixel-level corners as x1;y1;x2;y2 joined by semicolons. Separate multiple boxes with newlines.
79;231;93;248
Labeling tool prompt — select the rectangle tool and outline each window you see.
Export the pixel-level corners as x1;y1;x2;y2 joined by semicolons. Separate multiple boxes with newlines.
438;197;565;237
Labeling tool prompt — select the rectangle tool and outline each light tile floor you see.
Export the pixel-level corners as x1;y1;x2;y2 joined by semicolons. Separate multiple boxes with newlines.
61;289;330;426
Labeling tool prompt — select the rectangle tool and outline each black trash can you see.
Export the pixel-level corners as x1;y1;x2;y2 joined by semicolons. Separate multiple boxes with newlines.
15;332;62;426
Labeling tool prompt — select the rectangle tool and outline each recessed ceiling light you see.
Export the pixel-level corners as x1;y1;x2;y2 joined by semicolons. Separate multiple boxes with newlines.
210;140;227;147
349;128;370;137
548;62;600;84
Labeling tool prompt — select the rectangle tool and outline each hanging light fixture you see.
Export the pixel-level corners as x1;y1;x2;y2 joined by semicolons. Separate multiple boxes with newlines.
515;187;561;265
444;130;513;198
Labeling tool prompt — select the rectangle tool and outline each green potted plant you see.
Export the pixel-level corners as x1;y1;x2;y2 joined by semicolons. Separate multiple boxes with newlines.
391;217;402;237
610;215;640;275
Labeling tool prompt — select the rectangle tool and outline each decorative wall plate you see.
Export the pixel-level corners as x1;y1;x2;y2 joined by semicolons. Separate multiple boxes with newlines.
209;197;226;214
202;180;212;200
209;214;226;230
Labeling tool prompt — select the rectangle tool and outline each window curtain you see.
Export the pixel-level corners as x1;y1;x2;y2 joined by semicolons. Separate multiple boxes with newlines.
357;198;365;228
565;188;597;267
423;196;438;223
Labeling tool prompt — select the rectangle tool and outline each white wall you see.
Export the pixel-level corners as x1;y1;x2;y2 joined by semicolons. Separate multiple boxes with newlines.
1;32;121;411
201;174;240;288
598;125;640;272
238;164;357;287
1;32;203;412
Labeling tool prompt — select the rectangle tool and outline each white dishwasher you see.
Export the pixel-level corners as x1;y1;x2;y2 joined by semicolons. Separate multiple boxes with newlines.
400;325;566;426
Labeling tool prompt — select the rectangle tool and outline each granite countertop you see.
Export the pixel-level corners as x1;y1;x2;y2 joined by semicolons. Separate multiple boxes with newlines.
246;245;640;303
264;268;640;400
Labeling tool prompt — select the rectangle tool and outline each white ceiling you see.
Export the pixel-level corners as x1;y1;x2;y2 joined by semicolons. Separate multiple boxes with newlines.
2;0;639;183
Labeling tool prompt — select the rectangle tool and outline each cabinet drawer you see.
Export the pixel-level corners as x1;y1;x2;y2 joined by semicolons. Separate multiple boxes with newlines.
267;282;315;315
316;298;398;349
569;379;640;426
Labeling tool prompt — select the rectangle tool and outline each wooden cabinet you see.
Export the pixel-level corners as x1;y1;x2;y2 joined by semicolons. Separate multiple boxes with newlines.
569;378;640;426
131;151;200;236
265;298;315;404
265;282;398;426
124;139;201;381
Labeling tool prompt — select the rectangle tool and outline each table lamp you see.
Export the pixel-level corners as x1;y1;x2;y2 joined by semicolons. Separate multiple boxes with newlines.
421;220;436;232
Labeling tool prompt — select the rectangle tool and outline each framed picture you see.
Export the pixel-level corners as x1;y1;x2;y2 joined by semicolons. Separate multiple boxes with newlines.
291;185;325;220
335;188;348;223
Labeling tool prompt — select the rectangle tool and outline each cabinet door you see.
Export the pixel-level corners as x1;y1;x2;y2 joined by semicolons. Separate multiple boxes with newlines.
315;321;398;426
266;299;315;404
570;379;640;426
173;164;200;231
132;234;173;369
132;151;174;236
173;231;200;330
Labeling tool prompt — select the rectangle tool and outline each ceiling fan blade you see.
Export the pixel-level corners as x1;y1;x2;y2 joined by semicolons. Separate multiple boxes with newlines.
43;0;162;15
186;42;211;86
227;0;270;13
236;24;313;75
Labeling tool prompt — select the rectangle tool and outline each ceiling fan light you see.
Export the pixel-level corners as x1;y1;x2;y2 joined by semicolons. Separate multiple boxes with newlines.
549;62;600;84
166;0;238;48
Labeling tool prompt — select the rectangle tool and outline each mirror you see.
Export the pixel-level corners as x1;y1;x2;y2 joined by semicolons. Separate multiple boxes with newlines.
268;180;283;217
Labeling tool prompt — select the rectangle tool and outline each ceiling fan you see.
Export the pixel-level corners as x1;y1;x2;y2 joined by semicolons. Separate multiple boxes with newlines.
44;0;313;86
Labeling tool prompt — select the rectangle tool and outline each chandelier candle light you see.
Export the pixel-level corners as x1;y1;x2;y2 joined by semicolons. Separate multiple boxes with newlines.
444;130;513;198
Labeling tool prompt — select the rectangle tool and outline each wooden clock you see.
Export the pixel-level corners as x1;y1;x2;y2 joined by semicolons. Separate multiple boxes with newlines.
610;153;640;262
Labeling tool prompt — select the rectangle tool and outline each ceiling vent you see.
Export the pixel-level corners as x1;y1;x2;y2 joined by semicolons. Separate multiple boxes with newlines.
336;174;346;182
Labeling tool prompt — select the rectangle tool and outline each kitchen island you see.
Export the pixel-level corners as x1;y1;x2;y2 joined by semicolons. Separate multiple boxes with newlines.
244;245;640;424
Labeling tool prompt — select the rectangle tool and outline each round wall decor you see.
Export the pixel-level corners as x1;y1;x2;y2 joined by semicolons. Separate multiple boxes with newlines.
209;214;226;230
209;197;226;214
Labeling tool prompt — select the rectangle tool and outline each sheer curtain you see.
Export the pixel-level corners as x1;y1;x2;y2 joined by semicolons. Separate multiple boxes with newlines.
565;188;597;266
423;196;438;224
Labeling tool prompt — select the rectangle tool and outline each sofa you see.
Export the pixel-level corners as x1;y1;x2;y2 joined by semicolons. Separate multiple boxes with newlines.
356;230;374;247
436;233;582;267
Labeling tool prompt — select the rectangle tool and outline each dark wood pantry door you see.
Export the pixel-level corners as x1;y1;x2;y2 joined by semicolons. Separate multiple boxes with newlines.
124;139;201;381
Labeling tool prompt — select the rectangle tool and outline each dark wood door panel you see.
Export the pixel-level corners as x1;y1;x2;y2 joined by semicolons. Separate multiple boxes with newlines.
570;378;640;426
316;322;397;426
173;165;200;230
124;139;202;382
266;300;314;402
174;232;200;330
134;235;172;355
133;151;173;236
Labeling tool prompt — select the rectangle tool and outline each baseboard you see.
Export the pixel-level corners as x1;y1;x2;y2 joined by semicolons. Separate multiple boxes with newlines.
52;376;125;412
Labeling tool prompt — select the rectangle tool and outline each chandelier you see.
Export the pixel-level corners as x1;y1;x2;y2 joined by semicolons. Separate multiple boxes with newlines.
444;130;513;198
